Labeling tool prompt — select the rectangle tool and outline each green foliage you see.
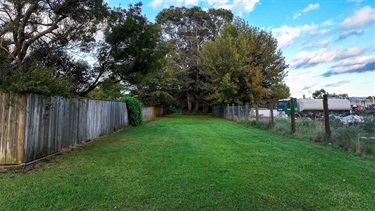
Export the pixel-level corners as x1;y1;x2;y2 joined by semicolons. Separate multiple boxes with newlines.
361;116;375;134
130;57;183;109
331;125;373;155
137;91;177;108
199;18;288;105
120;96;142;126
103;3;168;85
156;6;234;112
268;83;290;103
88;78;124;100
312;89;328;99
267;117;375;157
0;63;70;97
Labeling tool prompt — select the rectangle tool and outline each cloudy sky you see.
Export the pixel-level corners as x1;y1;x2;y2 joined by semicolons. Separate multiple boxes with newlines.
107;0;375;98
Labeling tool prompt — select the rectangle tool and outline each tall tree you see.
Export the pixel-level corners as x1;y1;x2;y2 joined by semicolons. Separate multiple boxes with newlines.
90;3;168;96
200;19;288;124
0;0;108;64
0;2;167;97
130;57;184;108
156;6;233;112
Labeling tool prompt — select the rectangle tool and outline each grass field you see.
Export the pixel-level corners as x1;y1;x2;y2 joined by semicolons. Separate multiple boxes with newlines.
1;115;374;210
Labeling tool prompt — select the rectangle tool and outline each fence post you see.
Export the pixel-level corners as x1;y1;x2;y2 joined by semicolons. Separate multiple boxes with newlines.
245;104;249;122
227;104;229;119
232;103;234;121
290;97;296;134
238;105;241;121
323;95;331;143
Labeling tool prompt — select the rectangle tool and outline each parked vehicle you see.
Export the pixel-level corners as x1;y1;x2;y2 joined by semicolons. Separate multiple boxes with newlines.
352;106;375;116
277;98;351;119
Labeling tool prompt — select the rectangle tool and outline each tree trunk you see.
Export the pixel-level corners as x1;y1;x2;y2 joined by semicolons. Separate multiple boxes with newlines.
187;93;192;112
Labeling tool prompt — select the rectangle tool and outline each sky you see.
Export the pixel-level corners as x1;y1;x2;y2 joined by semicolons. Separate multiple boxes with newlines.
106;0;375;98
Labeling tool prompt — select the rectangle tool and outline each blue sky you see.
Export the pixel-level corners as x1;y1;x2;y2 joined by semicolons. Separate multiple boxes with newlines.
107;0;375;98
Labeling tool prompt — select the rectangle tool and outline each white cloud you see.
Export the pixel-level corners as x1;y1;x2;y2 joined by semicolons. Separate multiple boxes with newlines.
291;47;367;68
321;19;334;26
149;0;259;14
294;3;319;19
340;6;375;29
302;3;320;13
330;55;375;74
293;13;301;19
220;0;259;13
319;39;331;47
310;29;330;38
272;24;318;48
151;0;163;8
150;0;199;8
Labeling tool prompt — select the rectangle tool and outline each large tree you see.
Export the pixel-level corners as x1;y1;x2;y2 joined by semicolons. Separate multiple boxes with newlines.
102;4;168;87
0;2;167;97
0;0;108;64
156;6;233;112
200;19;288;123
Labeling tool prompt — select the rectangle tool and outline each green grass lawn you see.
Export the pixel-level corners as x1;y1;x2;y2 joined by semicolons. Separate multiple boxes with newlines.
1;115;374;210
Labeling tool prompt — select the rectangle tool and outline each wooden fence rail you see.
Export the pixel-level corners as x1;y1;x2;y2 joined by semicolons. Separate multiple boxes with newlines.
0;94;129;165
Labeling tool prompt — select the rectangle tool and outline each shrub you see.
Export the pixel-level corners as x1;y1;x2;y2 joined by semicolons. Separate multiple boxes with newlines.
120;96;142;126
331;125;372;155
361;116;375;135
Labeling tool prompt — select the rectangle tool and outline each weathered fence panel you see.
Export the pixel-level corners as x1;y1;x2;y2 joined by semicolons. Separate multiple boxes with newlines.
0;94;26;165
1;94;129;165
142;107;164;122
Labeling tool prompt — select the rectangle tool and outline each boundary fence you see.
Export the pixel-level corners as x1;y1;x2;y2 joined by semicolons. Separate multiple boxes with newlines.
212;104;277;122
0;93;164;165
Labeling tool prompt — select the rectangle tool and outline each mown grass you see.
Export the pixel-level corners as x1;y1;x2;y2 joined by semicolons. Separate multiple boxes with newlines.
1;115;375;210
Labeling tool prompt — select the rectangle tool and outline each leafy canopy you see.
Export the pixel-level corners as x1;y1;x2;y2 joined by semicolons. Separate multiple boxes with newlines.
200;18;289;105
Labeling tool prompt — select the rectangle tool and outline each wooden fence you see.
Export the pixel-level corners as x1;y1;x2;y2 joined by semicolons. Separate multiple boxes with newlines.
0;94;128;165
142;107;164;122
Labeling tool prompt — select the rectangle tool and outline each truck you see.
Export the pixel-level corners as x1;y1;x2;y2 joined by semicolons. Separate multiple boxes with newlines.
277;98;351;119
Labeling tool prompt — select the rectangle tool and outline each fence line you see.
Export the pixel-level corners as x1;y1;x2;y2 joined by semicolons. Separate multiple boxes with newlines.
213;104;277;122
1;94;130;165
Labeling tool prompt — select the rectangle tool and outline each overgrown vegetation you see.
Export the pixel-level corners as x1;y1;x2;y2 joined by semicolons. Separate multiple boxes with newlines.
120;96;142;126
1;116;374;210
257;116;375;158
0;63;71;97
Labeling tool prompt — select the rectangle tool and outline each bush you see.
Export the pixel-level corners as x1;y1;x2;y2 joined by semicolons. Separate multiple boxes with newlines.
361;116;375;135
120;96;143;126
331;125;373;155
